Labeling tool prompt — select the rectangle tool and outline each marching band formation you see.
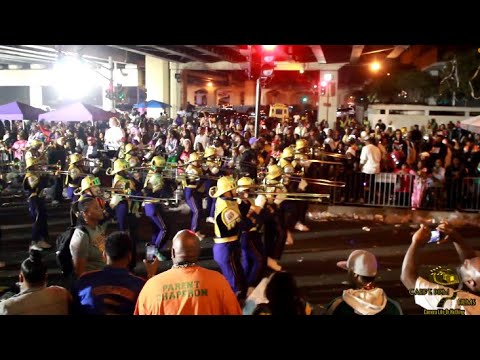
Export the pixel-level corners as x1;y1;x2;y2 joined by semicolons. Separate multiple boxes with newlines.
0;119;346;298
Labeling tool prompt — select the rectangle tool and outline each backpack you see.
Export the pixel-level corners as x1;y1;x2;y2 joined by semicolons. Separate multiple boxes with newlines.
56;225;88;276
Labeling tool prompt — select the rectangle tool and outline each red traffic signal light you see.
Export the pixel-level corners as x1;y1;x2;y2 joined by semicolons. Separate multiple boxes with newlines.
262;45;277;63
260;45;277;78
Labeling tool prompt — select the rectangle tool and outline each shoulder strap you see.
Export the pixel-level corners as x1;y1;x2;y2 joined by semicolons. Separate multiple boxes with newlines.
76;225;91;241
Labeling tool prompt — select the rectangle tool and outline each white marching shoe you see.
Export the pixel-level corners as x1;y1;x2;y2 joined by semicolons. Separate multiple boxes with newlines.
294;222;310;232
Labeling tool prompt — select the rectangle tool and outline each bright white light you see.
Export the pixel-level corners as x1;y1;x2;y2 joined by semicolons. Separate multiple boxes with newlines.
54;56;95;99
320;80;327;87
323;73;333;81
370;61;381;72
262;45;277;51
207;81;213;87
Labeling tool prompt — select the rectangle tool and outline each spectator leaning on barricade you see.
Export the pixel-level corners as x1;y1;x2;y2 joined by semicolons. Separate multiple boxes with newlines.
325;250;403;315
401;221;480;315
134;230;242;315
0;250;71;315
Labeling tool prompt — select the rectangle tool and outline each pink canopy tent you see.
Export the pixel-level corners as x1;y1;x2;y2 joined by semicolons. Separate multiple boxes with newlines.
460;115;480;134
38;102;116;122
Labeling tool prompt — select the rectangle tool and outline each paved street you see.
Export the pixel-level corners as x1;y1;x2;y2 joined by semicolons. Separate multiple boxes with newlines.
1;202;479;315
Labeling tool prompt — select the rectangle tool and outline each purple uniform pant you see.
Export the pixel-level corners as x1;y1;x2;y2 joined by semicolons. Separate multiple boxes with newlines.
213;240;247;297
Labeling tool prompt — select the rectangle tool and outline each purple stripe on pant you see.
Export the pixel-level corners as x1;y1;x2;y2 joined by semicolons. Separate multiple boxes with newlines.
184;188;202;232
144;203;167;249
213;240;247;296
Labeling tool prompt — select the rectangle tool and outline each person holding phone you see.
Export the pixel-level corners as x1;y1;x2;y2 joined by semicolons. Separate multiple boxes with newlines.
401;221;480;315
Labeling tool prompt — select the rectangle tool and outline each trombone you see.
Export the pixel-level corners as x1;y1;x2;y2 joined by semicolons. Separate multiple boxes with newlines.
251;191;330;199
283;174;346;187
102;188;179;203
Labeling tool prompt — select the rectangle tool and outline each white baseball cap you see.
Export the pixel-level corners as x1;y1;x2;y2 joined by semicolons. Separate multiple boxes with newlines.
337;250;378;277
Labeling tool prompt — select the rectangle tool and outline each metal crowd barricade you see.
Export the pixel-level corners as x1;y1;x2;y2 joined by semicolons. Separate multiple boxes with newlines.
330;171;480;212
461;177;480;211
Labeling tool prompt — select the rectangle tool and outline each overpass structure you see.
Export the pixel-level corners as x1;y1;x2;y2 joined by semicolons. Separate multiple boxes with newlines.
0;45;448;121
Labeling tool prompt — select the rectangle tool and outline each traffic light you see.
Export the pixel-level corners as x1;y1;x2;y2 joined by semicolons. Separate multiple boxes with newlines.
115;84;126;102
261;45;277;78
105;83;114;100
320;81;327;96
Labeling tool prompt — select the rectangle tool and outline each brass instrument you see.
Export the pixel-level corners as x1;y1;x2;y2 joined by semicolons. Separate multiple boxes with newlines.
102;188;179;203
251;191;330;199
283;174;345;187
298;159;343;166
308;147;348;159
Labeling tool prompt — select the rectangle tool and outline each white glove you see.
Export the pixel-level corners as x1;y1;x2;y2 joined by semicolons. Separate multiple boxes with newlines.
69;167;81;180
210;166;219;175
254;195;267;208
298;179;308;191
109;194;122;209
27;175;40;189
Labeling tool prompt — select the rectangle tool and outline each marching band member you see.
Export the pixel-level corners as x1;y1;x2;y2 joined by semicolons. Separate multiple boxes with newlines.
106;159;138;270
203;146;221;223
24;139;45;166
23;157;53;251
236;177;266;293
124;143;143;217
210;176;247;299
142;173;168;260
278;146;295;174
182;152;205;239
291;139;310;232
65;153;85;203
261;164;301;271
278;147;305;236
144;155;166;187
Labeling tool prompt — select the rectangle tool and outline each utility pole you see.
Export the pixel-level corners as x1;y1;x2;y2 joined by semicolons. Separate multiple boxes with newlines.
108;56;115;110
254;78;261;138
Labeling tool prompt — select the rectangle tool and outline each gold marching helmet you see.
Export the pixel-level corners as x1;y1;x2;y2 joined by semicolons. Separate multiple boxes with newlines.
29;139;43;149
280;146;295;159
56;137;66;146
209;176;236;198
265;164;283;181
148;173;164;193
295;139;308;152
151;156;166;169
73;175;101;196
69;153;84;165
106;159;130;176
25;157;39;169
203;146;216;159
187;152;203;164
125;143;135;154
236;177;255;193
